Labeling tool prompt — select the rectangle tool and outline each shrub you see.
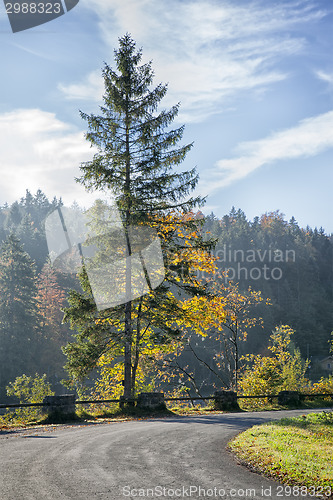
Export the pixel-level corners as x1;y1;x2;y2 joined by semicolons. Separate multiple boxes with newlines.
238;326;309;409
5;373;54;423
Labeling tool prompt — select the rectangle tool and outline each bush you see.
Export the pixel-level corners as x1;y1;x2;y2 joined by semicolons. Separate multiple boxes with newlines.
309;375;333;402
5;373;54;423
238;326;309;409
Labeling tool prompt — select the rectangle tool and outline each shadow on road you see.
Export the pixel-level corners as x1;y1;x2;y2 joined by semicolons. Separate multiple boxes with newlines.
23;435;57;438
149;408;329;429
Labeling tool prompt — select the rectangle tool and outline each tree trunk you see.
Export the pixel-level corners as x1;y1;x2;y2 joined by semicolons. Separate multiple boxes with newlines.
123;89;133;400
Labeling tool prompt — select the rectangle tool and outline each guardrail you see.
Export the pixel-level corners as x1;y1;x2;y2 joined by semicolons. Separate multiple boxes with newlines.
1;391;332;411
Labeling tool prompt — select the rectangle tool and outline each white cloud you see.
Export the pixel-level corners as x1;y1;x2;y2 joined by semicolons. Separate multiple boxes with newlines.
201;110;333;193
58;71;104;101
61;0;326;122
0;109;100;207
316;70;333;85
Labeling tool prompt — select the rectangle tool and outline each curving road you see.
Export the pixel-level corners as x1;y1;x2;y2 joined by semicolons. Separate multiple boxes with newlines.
0;409;327;500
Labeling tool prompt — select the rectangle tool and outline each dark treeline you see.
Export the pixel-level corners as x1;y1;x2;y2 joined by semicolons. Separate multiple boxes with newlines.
204;207;333;359
173;208;333;395
0;189;61;270
0;190;76;401
0;194;332;400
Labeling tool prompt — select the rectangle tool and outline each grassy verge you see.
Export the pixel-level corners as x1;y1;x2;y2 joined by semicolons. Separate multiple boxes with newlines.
238;396;333;412
74;402;227;421
0;405;175;428
1;399;332;429
0;400;238;429
229;411;333;494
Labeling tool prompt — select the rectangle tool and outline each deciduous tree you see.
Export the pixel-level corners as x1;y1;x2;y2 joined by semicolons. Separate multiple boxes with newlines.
238;325;309;408
36;261;66;334
152;280;265;394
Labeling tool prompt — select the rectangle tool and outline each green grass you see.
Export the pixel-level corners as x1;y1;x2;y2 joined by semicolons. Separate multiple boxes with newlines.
229;411;333;492
1;399;332;429
238;396;333;412
0;401;236;429
0;404;177;429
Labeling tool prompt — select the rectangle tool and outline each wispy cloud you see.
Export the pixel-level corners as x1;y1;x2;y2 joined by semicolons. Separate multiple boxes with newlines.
0;109;98;207
61;0;326;122
201;110;333;193
10;42;59;61
58;70;104;100
316;70;333;85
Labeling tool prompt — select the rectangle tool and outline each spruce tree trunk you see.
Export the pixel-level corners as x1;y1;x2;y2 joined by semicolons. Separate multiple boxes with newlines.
123;233;132;400
124;309;132;399
123;91;133;400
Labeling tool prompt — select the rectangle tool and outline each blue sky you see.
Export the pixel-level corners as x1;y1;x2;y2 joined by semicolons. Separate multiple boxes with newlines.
0;0;333;231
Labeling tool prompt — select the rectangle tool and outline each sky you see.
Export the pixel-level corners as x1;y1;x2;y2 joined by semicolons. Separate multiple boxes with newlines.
0;0;333;232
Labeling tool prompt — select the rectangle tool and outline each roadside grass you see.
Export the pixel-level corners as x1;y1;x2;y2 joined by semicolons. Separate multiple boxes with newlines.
1;398;332;429
0;401;231;429
74;401;229;420
229;411;333;492
238;396;333;412
166;405;223;415
0;404;177;428
75;404;175;421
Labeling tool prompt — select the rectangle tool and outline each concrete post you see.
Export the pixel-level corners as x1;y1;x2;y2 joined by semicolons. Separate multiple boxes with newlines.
278;390;300;406
214;390;240;411
137;392;166;410
43;394;76;420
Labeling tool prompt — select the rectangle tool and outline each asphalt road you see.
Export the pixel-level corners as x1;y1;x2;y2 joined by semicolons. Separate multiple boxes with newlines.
0;409;329;500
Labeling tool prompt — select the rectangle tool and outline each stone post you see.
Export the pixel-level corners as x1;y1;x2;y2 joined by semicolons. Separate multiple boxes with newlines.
137;392;166;410
278;390;300;406
43;394;76;421
213;390;240;411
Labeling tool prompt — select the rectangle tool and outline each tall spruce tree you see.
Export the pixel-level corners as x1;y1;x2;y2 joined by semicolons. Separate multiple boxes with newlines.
63;34;213;398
